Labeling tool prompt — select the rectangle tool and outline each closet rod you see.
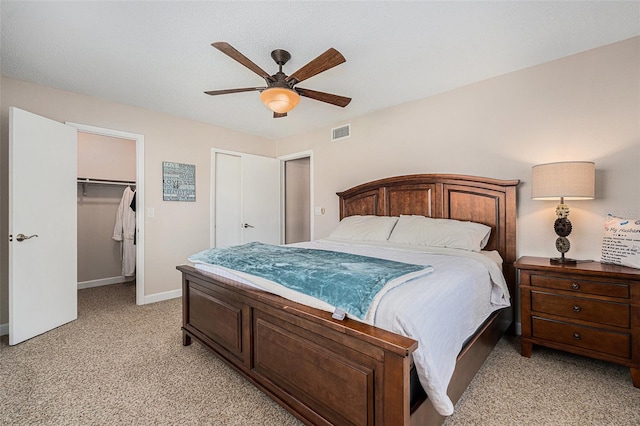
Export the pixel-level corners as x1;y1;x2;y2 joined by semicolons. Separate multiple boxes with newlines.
77;177;136;186
78;178;136;196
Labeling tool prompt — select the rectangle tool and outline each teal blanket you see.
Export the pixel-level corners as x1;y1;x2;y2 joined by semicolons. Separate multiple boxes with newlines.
189;242;431;321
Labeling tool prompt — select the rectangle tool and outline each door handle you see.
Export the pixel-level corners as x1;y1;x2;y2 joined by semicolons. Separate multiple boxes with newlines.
242;223;254;228
16;233;38;242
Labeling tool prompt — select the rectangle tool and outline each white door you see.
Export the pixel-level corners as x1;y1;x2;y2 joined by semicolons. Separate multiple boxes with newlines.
213;152;242;248
212;150;281;247
9;107;77;345
241;154;281;245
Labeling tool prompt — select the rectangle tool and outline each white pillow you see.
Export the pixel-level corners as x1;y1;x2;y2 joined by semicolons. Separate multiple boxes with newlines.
388;215;491;252
328;215;398;242
601;215;640;269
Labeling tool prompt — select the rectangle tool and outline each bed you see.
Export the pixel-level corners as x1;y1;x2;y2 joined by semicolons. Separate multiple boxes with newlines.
178;173;519;425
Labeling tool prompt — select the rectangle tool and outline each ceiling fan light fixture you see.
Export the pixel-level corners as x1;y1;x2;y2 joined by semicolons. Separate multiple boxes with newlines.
260;87;300;113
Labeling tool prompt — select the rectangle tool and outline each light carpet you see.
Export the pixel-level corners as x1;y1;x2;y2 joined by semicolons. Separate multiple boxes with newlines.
1;283;638;425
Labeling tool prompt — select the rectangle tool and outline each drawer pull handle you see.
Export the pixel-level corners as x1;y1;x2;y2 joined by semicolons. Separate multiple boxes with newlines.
573;305;582;313
571;283;580;290
573;332;581;340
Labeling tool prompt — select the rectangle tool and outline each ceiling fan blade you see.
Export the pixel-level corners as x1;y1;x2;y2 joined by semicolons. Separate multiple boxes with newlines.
273;112;287;119
286;48;346;84
296;87;351;107
204;87;263;96
212;42;272;80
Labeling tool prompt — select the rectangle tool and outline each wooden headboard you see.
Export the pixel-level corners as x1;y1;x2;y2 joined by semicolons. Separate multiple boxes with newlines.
337;174;520;295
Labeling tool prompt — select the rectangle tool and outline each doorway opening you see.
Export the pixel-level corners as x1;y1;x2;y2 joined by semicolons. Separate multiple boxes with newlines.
280;151;313;244
284;156;311;244
67;123;145;305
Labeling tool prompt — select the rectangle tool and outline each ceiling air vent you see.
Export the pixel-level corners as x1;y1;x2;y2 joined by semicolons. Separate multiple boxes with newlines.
331;124;351;142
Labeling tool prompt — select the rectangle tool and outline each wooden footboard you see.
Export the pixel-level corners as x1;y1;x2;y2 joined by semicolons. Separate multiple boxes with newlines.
179;265;511;426
180;265;419;425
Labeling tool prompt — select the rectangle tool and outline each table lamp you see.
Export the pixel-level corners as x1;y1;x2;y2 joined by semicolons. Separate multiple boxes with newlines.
531;161;595;264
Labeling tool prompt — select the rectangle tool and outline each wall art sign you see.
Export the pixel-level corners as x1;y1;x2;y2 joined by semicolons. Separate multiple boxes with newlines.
163;161;195;202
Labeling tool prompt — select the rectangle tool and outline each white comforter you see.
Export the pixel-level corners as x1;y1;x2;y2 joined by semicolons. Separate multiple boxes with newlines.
192;239;510;416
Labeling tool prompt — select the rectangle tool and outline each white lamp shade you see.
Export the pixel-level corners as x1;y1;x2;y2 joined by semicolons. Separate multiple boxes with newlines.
531;161;595;200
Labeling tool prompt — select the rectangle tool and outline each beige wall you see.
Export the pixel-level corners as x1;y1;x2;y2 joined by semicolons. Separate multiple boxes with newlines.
277;37;640;263
78;132;136;182
77;184;125;282
0;77;275;324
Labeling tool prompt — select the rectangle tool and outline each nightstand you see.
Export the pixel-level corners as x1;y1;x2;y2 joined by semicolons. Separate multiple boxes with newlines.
515;256;640;388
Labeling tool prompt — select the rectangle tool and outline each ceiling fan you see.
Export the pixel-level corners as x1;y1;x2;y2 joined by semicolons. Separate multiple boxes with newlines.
205;42;351;118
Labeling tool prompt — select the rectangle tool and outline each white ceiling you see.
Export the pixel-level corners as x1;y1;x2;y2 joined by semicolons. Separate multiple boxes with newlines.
2;1;639;140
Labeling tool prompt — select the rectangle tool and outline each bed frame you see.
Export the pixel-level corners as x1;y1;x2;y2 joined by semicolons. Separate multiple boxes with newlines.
178;174;519;425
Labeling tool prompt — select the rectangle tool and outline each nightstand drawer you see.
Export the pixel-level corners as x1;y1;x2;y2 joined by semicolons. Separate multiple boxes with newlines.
530;274;629;298
532;317;631;359
531;291;630;328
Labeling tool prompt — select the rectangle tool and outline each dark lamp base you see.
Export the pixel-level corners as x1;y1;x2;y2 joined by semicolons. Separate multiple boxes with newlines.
550;257;577;265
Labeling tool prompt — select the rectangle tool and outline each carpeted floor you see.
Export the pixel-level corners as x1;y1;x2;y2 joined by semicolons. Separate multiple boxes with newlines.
1;283;638;425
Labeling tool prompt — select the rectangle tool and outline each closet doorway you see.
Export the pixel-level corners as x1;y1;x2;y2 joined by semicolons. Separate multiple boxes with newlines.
210;150;312;248
211;150;281;248
280;151;313;244
68;123;145;305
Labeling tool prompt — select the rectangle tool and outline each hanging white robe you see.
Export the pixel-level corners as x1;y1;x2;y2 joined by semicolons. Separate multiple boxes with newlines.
113;186;136;277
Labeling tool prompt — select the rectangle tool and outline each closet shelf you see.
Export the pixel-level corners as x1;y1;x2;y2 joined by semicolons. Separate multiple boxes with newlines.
78;178;136;196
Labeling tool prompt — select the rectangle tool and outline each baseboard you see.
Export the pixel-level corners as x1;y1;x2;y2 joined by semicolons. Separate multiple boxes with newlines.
77;276;135;290
0;322;8;337
142;288;182;305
